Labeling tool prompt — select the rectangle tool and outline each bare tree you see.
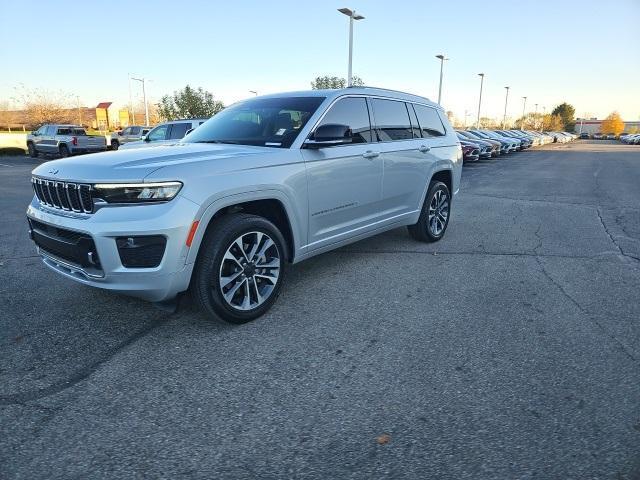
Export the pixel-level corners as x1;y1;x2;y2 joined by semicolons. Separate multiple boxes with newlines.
12;85;73;127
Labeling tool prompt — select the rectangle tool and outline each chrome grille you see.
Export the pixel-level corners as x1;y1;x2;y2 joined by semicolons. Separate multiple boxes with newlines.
31;177;93;213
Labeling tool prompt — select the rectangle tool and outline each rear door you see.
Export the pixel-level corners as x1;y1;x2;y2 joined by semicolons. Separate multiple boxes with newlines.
370;98;433;217
301;96;383;249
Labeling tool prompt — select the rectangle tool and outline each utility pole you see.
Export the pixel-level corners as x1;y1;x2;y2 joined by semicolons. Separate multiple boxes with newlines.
502;86;510;128
76;96;82;126
476;73;485;129
521;96;527;129
131;76;149;126
128;74;135;125
338;8;365;87
436;54;449;104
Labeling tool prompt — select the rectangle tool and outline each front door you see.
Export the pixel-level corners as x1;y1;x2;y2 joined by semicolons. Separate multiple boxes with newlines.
301;96;383;250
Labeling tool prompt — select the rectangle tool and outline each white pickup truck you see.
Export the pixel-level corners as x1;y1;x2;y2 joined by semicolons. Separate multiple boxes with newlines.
27;124;107;158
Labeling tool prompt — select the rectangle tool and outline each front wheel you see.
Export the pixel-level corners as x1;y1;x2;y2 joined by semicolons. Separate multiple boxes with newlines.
408;180;451;242
111;140;119;150
27;143;38;158
192;213;287;324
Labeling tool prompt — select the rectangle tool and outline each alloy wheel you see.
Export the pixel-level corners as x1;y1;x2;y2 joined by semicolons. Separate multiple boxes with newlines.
428;189;449;236
218;231;281;311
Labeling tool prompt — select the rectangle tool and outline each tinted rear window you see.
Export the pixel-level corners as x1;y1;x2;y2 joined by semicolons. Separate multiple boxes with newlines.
168;123;191;139
371;99;413;141
413;104;446;137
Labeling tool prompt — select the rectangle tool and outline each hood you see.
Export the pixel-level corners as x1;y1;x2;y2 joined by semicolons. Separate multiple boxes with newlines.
31;142;271;183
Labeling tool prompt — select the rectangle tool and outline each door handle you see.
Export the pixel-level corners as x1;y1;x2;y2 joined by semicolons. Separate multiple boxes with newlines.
418;145;431;153
362;151;380;159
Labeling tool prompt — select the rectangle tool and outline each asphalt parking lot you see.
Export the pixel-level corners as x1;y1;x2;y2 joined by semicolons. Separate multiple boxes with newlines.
1;140;639;479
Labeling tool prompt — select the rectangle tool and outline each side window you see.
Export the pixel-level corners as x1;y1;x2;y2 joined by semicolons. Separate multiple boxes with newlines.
407;104;422;138
45;126;56;135
315;97;373;144
57;128;72;135
413;104;446;137
371;99;413;141
129;126;141;135
147;124;169;141
168;123;191;139
35;126;47;135
121;127;131;135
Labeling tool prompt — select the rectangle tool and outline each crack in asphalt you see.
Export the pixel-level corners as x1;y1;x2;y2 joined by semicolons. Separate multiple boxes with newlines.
597;207;640;263
0;316;171;406
534;256;637;363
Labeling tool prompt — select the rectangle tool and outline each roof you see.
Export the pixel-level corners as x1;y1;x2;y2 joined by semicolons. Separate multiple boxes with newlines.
256;87;439;110
96;102;112;109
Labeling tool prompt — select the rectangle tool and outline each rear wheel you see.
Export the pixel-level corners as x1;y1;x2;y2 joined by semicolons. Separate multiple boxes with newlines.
192;213;287;324
27;143;38;158
59;144;70;158
408;180;451;242
111;140;119;150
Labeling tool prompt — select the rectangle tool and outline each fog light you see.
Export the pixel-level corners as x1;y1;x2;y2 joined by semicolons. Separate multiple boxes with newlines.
116;235;166;268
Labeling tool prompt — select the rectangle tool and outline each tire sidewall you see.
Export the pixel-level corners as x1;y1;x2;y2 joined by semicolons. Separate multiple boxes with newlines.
59;145;70;158
111;140;119;150
195;216;287;324
27;143;37;157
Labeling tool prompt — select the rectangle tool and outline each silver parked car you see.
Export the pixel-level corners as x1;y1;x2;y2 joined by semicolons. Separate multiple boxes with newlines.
109;125;151;150
27;124;107;158
27;87;462;323
119;119;207;150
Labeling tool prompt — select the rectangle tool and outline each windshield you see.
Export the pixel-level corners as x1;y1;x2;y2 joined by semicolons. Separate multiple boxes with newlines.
184;96;325;148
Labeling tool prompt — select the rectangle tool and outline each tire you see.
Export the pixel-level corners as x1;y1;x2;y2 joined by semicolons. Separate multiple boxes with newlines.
408;180;451;243
192;213;287;324
111;140;119;150
27;143;38;158
59;144;70;158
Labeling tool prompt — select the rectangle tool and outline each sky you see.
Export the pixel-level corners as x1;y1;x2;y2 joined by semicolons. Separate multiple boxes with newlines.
1;0;639;122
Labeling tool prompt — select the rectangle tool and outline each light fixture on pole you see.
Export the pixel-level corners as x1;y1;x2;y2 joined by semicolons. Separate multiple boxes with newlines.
435;54;449;104
130;76;149;126
502;86;510;128
521;96;527;129
249;90;258;96
476;73;485;128
338;8;365;87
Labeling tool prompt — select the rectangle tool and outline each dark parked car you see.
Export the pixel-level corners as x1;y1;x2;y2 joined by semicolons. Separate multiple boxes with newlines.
460;140;480;162
580;132;589;139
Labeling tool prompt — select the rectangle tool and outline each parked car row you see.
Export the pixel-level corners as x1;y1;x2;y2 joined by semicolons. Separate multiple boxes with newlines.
620;133;640;144
456;129;576;163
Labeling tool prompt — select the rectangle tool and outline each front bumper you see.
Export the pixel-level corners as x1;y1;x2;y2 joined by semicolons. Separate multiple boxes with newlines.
26;194;201;302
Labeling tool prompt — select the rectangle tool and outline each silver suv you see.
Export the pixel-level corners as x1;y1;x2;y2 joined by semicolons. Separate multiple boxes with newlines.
119;119;207;150
27;87;462;323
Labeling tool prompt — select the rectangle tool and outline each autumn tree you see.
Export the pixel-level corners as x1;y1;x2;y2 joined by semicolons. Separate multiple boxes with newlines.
600;111;625;135
310;75;365;89
158;85;224;121
551;102;576;131
542;114;564;131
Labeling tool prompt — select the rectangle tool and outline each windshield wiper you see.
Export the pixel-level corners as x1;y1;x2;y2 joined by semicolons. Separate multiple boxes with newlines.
194;140;242;145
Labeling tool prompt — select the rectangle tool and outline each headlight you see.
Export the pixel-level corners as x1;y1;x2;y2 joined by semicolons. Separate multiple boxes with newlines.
92;181;182;203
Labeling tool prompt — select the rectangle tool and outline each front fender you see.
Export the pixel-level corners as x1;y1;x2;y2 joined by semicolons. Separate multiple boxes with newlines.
184;188;304;265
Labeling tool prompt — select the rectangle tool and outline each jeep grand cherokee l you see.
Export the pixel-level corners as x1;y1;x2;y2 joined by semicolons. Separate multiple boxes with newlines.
27;87;462;323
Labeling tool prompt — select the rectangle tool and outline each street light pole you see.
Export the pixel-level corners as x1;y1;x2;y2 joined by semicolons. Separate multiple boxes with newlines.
435;54;448;104
521;96;527;129
338;8;365;87
502;86;510;128
476;73;485;129
128;74;135;125
131;76;149;126
534;103;538;130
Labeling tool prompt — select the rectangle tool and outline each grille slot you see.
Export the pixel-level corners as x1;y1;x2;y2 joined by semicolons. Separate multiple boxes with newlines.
32;177;93;213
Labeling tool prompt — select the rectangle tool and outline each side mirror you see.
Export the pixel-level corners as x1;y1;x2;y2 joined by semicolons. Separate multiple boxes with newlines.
304;124;353;148
143;135;150;142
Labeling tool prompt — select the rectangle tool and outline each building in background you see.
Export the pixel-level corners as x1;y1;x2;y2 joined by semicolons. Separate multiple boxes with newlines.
576;118;640;134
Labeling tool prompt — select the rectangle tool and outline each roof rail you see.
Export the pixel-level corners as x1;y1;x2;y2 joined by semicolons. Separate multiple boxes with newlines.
346;85;433;102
